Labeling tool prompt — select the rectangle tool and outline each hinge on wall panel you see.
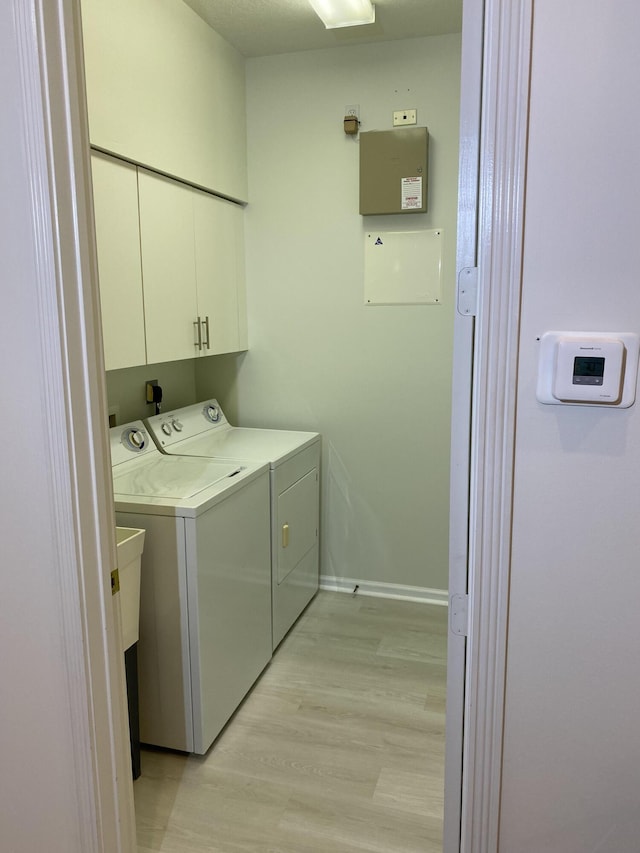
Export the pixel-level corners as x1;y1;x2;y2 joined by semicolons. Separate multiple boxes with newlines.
457;267;478;317
450;593;469;637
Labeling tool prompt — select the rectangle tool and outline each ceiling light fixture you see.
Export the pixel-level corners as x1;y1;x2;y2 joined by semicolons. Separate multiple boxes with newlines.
308;0;375;29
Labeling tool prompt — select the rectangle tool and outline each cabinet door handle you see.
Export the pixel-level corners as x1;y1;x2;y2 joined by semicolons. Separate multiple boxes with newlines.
203;315;210;350
282;523;289;548
194;316;202;350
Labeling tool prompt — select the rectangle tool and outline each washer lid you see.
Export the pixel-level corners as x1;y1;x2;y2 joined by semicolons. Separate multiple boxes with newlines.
113;454;246;500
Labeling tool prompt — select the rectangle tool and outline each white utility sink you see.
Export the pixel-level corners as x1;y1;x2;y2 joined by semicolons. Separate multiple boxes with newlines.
115;527;145;652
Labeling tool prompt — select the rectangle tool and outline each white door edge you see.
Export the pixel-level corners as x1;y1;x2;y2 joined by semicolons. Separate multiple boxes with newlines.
443;0;485;848
20;0;136;850
459;1;533;852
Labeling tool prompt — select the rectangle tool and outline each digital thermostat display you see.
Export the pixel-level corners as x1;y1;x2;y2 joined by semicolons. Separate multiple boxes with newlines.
536;331;640;408
573;356;605;385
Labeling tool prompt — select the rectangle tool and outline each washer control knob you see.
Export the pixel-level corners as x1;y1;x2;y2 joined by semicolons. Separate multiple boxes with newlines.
131;430;145;448
172;419;184;432
161;422;172;436
122;428;147;451
204;404;220;423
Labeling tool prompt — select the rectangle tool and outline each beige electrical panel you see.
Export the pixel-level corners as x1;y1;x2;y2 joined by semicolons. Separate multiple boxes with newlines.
359;127;429;215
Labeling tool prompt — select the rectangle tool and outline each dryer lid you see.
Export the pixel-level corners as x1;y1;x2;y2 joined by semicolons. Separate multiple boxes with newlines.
169;427;319;464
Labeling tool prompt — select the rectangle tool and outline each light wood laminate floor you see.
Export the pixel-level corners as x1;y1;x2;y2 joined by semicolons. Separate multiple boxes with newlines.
134;591;447;853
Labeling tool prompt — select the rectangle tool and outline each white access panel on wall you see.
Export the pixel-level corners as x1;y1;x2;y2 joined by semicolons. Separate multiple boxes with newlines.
364;228;443;305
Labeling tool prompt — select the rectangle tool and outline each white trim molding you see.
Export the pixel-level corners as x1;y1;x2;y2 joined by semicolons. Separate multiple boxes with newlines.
443;0;485;847
461;1;533;852
12;0;136;850
13;1;104;847
320;575;448;606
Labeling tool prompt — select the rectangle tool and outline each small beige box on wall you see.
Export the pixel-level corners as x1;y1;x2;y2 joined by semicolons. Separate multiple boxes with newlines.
359;127;429;215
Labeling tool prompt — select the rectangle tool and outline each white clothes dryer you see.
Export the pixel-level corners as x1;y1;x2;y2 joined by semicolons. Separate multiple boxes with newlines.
110;421;272;754
146;400;320;649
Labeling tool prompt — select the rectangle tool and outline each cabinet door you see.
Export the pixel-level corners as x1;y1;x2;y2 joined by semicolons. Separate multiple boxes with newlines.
82;0;248;203
91;152;146;370
193;189;247;355
138;170;198;364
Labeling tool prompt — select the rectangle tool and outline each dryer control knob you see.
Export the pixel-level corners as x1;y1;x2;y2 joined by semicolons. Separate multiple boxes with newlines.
205;405;220;423
172;419;184;432
161;423;172;436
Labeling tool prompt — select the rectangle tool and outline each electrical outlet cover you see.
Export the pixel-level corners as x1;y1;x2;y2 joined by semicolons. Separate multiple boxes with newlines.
393;109;417;126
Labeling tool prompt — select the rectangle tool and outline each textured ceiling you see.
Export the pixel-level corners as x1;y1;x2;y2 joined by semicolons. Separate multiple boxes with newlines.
182;0;463;57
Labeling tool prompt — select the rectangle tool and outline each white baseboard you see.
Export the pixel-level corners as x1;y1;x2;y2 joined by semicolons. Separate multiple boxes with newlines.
319;575;448;606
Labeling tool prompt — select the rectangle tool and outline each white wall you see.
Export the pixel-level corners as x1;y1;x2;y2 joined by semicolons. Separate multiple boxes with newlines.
500;3;640;850
200;35;461;591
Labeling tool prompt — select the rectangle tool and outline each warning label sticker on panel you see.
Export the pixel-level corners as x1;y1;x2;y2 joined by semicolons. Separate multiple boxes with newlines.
401;176;422;210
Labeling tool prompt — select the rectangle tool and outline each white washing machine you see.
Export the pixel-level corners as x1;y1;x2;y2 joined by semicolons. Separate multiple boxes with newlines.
146;400;320;649
110;421;272;755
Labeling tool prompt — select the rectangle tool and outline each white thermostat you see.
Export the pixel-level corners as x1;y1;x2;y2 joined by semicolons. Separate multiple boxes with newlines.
536;331;640;408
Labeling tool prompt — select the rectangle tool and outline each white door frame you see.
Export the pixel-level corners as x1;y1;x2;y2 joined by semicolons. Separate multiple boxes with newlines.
16;0;534;850
449;1;534;851
9;0;137;849
443;0;485;846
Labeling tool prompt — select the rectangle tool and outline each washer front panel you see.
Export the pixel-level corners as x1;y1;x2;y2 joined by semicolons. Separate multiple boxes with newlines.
109;420;273;756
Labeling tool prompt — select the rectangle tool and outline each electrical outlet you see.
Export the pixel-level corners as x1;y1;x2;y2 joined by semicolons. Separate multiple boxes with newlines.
145;379;158;403
345;103;360;120
393;108;417;126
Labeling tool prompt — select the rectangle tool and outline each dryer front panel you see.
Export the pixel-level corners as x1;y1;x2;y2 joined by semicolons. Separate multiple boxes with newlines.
276;468;319;585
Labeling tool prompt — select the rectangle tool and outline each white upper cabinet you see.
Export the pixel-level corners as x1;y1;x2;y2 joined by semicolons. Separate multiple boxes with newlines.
193;188;248;356
82;0;249;368
138;170;199;365
91;152;146;371
81;0;248;203
137;168;247;365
